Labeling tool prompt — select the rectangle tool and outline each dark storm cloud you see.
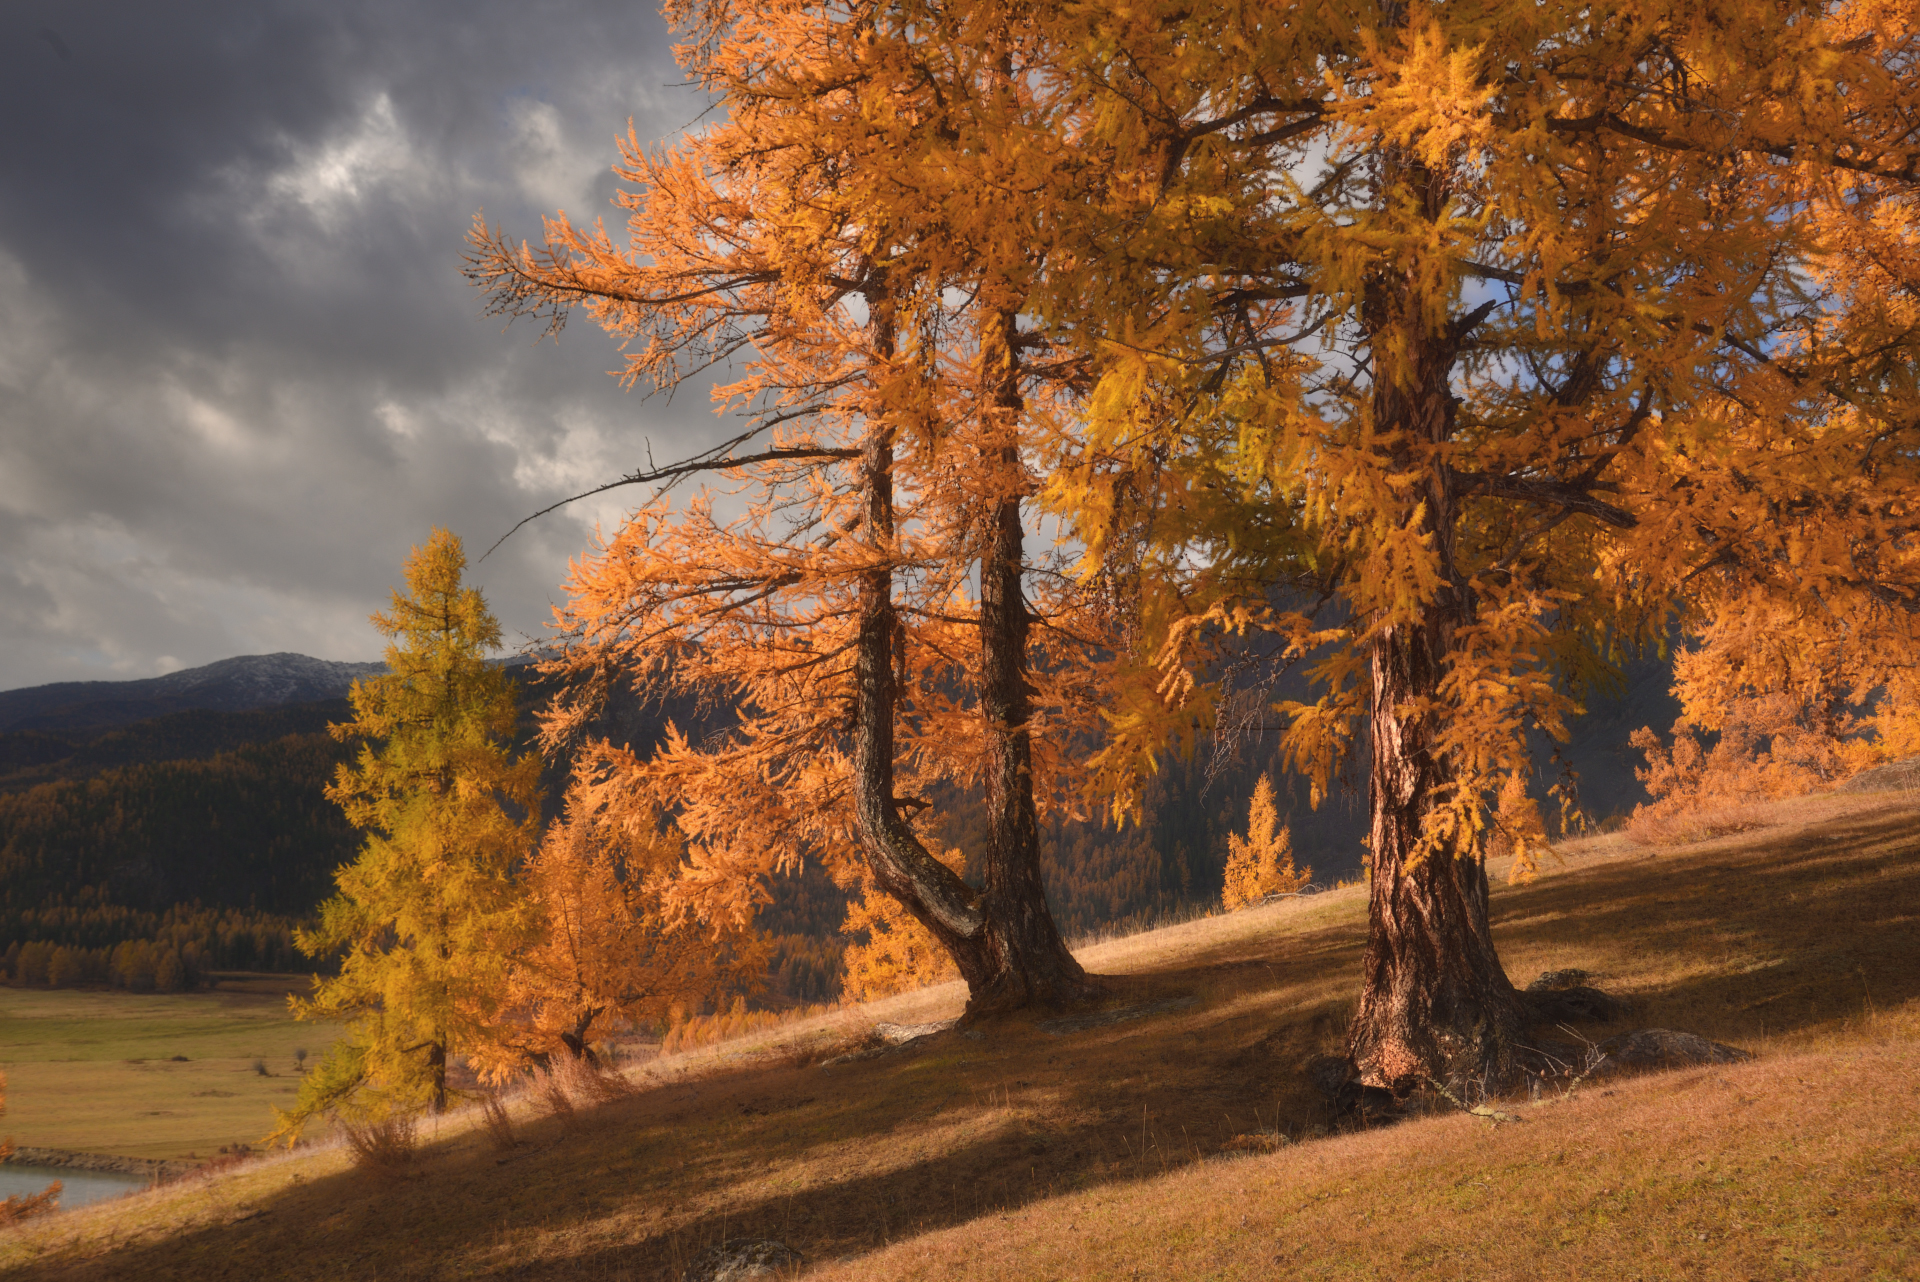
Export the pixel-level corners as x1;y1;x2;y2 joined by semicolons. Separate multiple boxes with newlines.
0;0;721;686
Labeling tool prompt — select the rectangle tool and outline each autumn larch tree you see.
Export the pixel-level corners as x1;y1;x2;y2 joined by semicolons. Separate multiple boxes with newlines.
1019;0;1920;1090
470;768;766;1076
277;529;542;1130
465;0;1100;1016
1221;776;1308;911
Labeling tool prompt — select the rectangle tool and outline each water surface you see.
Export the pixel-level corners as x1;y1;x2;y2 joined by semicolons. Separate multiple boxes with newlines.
0;1163;148;1210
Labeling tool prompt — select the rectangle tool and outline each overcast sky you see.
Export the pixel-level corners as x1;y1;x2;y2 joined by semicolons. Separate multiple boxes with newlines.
0;0;724;690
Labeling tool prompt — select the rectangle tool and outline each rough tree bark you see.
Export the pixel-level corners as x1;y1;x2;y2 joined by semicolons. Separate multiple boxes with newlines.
426;1040;448;1113
1348;616;1529;1093
969;308;1095;1014
1344;152;1528;1093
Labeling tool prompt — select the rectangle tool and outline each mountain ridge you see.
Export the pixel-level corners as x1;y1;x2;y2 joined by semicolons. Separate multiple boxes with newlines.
0;653;389;735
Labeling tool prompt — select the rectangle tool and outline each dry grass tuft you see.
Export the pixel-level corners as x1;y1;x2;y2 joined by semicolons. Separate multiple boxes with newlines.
661;1000;839;1055
531;1053;639;1127
569;1053;639;1105
536;1068;576;1130
1625;798;1777;846
338;1113;419;1180
477;1092;515;1152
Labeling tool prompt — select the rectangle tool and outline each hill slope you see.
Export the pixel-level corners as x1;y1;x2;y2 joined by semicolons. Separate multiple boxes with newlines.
3;787;1913;1280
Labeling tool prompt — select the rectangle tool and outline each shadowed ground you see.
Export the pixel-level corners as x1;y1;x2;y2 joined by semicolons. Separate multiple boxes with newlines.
2;792;1914;1279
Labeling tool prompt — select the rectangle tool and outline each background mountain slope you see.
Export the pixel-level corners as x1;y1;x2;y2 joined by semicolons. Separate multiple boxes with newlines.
0;650;1679;982
0;654;388;735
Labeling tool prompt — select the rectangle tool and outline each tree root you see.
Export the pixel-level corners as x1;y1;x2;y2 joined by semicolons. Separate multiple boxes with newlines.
1304;966;1753;1121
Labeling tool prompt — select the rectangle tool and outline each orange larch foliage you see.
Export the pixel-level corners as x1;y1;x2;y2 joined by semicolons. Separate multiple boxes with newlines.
467;0;1100;1014
840;846;966;1000
467;0;1920;1084
1629;588;1920;839
471;773;766;1079
1010;0;1920;1087
1221;777;1309;910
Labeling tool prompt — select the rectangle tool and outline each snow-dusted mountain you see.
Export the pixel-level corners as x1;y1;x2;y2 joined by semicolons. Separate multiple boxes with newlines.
0;653;389;734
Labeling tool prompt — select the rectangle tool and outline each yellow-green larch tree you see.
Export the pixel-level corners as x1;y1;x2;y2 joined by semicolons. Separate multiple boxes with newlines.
277;529;543;1130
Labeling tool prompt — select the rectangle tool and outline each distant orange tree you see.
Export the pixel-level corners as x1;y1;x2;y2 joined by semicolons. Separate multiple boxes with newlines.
1221;778;1308;911
472;772;765;1076
1631;588;1920;840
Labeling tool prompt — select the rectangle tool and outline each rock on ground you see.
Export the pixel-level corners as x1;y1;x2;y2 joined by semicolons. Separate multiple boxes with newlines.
1594;1028;1753;1073
681;1239;802;1282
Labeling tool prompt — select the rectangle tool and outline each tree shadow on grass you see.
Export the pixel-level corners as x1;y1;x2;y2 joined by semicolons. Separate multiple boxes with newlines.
1487;803;1920;1046
15;801;1917;1280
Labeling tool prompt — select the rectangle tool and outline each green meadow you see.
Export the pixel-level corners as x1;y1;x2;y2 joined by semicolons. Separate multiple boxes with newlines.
0;978;340;1161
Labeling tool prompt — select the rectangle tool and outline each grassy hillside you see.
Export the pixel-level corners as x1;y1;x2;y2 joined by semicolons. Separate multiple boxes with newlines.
1;789;1912;1280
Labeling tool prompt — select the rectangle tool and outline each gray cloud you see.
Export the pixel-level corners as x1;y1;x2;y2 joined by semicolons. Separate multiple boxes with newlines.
0;0;720;687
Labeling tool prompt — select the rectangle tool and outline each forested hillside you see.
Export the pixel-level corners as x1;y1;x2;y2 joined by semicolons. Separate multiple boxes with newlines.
0;701;353;794
0;732;356;915
0;651;1675;995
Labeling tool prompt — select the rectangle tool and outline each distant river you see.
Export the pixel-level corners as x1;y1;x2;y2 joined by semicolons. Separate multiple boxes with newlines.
0;1164;148;1210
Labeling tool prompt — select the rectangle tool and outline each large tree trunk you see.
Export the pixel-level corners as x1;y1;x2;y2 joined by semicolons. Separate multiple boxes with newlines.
968;309;1094;1014
426;1039;448;1113
1347;619;1527;1094
1344;172;1526;1092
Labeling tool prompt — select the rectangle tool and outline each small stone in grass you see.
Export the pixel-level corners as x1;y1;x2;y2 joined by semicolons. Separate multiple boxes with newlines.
681;1239;802;1282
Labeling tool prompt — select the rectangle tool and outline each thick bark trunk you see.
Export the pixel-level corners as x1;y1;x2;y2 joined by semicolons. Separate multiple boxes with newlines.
968;309;1094;1013
1348;620;1527;1094
427;1040;448;1114
1344;153;1526;1093
559;1007;601;1064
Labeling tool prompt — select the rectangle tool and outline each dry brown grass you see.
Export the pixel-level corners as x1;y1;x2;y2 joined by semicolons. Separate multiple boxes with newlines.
1624;799;1778;846
814;1029;1920;1281
478;1093;516;1153
1;790;1914;1280
337;1114;418;1181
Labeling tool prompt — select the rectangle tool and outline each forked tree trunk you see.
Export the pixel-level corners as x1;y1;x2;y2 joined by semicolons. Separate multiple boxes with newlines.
847;291;1092;1019
850;290;997;994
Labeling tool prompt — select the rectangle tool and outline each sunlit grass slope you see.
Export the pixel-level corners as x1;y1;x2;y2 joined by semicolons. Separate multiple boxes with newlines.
2;792;1915;1279
0;977;341;1160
